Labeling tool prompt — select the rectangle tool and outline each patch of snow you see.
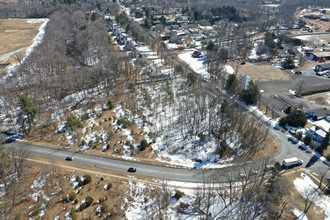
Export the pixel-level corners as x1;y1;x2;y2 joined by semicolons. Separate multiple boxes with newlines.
135;46;152;53
30;172;52;203
249;42;259;60
223;65;234;74
26;19;47;24
293;208;308;220
293;172;330;219
0;48;25;63
295;35;327;44
166;42;179;50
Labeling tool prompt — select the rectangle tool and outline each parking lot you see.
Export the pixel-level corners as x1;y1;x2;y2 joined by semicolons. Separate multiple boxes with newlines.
257;70;330;116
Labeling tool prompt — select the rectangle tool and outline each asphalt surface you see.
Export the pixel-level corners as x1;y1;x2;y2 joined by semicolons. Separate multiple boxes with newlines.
6;131;329;183
257;72;330;117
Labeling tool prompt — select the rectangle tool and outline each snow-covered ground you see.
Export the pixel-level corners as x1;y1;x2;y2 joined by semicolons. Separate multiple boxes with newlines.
293;172;330;219
178;50;209;80
178;50;235;80
29;171;61;219
294;35;328;44
249;42;259;60
293;208;308;220
125;180;263;220
134;76;239;168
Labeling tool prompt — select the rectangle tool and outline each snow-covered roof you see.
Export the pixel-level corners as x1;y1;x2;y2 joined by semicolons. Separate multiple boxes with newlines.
315;129;327;138
314;119;330;132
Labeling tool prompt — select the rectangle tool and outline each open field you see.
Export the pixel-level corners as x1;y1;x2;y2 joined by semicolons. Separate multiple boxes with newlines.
303;92;330;107
0;0;18;2
0;19;46;76
294;34;330;45
229;61;292;81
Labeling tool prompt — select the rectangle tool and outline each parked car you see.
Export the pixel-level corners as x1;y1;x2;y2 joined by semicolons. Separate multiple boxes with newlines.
65;156;74;161
192;51;202;58
1;135;22;144
273;125;281;130
127;167;136;172
288;137;299;144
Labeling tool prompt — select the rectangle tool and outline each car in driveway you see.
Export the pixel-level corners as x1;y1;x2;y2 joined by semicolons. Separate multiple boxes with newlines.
65;156;74;161
192;51;202;58
127;167;136;172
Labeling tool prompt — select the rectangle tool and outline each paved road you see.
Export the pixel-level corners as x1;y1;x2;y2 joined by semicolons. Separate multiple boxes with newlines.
237;101;329;178
6;142;274;183
6;134;329;183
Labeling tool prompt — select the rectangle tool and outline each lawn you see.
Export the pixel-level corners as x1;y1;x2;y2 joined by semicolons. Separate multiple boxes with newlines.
0;19;46;76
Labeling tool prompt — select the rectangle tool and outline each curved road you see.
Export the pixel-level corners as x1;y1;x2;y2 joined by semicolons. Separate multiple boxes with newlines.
7;133;329;183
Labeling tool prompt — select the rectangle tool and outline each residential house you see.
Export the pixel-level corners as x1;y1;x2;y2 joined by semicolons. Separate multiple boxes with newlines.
107;22;114;32
306;51;330;62
135;53;148;67
241;75;251;90
315;63;330;72
169;31;183;44
125;41;135;50
306;107;330;120
308;116;330;143
117;33;128;45
309;125;329;143
170;24;180;30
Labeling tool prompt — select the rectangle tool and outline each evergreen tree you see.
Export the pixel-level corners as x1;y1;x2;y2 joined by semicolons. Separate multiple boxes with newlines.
264;32;276;49
144;18;152;29
226;74;237;94
242;81;260;105
286;109;307;127
160;15;166;25
321;129;329;151
218;48;228;62
18;95;38;135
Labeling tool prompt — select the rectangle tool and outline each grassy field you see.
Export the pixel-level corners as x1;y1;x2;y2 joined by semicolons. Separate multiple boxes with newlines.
0;19;45;76
303;92;330;107
229;61;292;81
0;0;18;2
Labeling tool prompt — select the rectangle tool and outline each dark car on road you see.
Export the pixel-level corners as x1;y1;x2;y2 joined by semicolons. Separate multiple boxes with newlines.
288;137;299;144
65;156;74;161
127;167;136;172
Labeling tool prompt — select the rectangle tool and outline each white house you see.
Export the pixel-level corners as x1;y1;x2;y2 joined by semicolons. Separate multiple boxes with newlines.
241;75;252;90
309;126;327;143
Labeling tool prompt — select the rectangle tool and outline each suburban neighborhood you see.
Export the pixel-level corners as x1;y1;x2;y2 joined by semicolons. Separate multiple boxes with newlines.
0;0;329;219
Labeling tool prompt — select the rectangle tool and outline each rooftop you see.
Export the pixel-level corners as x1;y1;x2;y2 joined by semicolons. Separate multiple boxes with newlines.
312;51;330;57
314;119;330;132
